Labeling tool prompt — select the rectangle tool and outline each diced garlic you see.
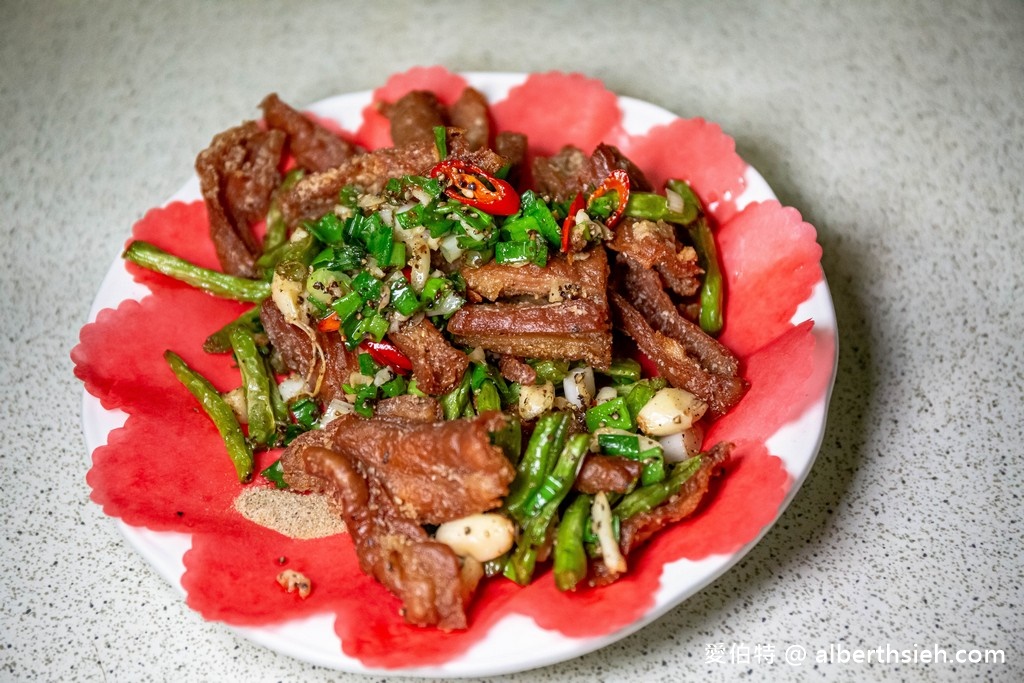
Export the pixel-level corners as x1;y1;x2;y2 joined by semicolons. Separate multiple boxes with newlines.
636;388;708;436
562;366;595;409
518;382;555;421
435;513;515;562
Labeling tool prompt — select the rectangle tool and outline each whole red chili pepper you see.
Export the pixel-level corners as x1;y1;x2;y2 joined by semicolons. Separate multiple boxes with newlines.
561;192;585;253
428;160;521;216
587;168;631;228
360;339;413;375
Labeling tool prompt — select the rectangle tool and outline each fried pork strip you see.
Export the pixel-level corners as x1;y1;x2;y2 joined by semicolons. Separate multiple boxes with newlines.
281;412;515;525
279;140;440;229
449;248;612;368
388;316;470;396
609;218;703;298
460;249;609;303
281;412;515;628
385;91;447;147
302;446;482;629
195;121;285;277
610;292;746;417
532;143;653;201
448;299;612;369
260;93;356;172
619;257;740;377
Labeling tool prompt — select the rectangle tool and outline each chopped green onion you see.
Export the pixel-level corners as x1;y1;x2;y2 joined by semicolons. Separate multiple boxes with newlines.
290;396;321;430
433;125;447;159
585;396;635;432
307;213;345;244
260;459;289;489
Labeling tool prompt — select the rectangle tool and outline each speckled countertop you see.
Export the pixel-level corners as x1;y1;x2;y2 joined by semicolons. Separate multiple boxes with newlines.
2;1;1021;681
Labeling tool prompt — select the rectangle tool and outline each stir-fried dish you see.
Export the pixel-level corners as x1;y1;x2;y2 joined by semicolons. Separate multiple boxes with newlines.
124;86;748;630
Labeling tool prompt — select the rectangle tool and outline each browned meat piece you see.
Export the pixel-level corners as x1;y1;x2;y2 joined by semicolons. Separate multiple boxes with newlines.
387;317;470;396
609;218;703;298
531;143;652;202
461;249;608;304
302;446;481;629
610;292;747;417
318;330;357;405
446;128;508;176
195;121;285;277
261;93;356;172
589;443;731;586
494;131;527;184
574;455;643;494
385;91;447;148
498;355;537;386
258;299;355;403
451;248;611;367
619;258;740;377
590;143;652;193
448;87;490;151
280;141;439;228
447;299;612;369
375;394;443;423
260;299;313;374
282;412;515;524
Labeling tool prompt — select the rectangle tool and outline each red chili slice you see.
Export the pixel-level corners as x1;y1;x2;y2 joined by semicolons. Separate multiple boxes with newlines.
561;192;585;253
317;311;340;332
360;339;413;375
428;160;521;215
587;168;630;228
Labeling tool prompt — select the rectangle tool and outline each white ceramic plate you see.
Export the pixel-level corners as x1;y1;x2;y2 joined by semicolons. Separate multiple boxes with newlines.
81;72;838;676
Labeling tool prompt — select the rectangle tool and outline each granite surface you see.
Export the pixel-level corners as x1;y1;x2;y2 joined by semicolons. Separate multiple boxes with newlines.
1;1;1021;681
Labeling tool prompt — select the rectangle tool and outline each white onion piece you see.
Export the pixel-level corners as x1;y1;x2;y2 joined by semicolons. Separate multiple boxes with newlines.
594;386;618;405
407;235;430;292
467;346;487;364
319;399;354;427
592;493;626;574
518;382;554;421
271;271;305;325
347;372;373;387
278;374;306;402
636;388;708;436
425;290;465;317
373;367;394;387
438;234;463;263
435;513;515;562
562;366;595;408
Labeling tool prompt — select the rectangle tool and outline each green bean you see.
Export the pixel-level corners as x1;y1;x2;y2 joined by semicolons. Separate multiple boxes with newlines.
508;434;590;584
164;350;253;482
265;355;289;425
473;380;501;413
489;415;522;465
228;327;276;447
554;494;592;591
261;169;305;258
503;412;569;523
614;455;703;521
202;306;262;354
687;216;724;336
440;370;472;420
124;241;270;302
